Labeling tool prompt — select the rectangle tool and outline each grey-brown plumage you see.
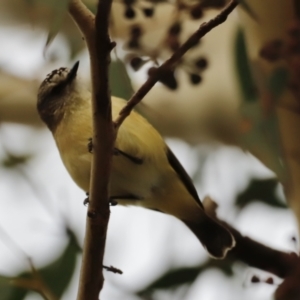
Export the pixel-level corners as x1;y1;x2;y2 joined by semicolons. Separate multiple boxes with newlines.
37;62;79;131
37;61;235;259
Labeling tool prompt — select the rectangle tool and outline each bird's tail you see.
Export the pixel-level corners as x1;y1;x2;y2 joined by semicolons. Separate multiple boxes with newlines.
183;214;235;259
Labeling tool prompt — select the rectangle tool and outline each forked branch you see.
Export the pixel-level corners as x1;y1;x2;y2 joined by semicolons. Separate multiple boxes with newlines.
68;1;239;299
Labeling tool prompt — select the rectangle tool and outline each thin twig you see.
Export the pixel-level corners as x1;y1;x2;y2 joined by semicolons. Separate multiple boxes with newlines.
114;0;239;128
9;257;59;300
12;277;59;300
0;224;59;300
28;258;60;300
103;264;123;274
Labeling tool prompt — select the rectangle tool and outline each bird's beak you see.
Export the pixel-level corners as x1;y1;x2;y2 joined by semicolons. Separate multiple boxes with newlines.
66;61;80;84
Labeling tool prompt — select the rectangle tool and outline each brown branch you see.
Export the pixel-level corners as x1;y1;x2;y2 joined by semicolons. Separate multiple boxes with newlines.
68;1;300;298
275;262;300;300
227;225;297;278
114;0;239;128
69;1;114;300
203;197;298;279
226;222;300;299
219;220;300;299
69;1;238;298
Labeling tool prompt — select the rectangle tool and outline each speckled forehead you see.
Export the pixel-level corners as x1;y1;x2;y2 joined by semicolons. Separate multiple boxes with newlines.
42;67;69;86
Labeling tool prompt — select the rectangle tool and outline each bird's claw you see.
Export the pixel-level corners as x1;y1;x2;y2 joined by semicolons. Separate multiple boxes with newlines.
87;138;93;153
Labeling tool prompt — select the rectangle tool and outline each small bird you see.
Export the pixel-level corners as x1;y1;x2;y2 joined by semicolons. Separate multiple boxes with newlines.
37;61;235;258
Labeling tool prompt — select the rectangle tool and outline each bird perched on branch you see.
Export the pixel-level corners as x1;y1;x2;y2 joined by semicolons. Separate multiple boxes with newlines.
37;61;235;258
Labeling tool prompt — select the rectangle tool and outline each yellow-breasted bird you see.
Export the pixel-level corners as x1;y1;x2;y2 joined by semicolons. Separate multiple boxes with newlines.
37;61;235;258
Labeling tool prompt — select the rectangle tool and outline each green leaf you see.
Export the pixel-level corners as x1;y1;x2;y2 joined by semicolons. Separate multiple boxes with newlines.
237;0;258;20
236;178;287;209
0;229;81;299
236;29;287;182
239;101;287;182
1;153;31;169
85;2;97;14
268;67;289;100
235;29;258;102
0;277;27;300
66;34;86;60
44;0;71;50
109;60;133;100
39;229;81;297
137;260;233;296
24;0;34;5
139;267;200;294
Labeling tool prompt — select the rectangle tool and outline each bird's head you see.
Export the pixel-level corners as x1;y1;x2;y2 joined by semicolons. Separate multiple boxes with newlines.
37;61;80;131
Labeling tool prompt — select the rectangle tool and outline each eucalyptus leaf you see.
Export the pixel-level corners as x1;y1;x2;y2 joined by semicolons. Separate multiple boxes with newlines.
1;153;31;169
268;67;289;100
109;60;133;100
40;229;81;297
24;0;34;5
137;259;233;296
236;28;287;181
236;178;286;209
138;267;200;295
44;0;71;50
239;118;286;181
0;277;27;300
237;0;258;20
0;229;81;299
66;35;86;60
235;29;257;102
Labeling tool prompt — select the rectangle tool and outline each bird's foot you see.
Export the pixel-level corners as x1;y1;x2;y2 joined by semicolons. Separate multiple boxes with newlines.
109;198;118;206
87;138;93;153
83;192;89;206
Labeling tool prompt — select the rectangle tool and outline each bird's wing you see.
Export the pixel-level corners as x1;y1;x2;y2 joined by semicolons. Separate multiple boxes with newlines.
166;146;203;209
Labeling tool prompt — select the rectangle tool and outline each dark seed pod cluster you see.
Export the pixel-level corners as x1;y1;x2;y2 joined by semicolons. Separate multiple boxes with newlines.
122;0;156;19
121;0;226;90
127;25;143;49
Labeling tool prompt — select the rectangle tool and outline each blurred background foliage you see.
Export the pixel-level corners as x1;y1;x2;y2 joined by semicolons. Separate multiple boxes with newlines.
0;0;298;299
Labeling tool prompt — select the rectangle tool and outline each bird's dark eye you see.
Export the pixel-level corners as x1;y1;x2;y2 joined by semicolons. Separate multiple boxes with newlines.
51;80;68;96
